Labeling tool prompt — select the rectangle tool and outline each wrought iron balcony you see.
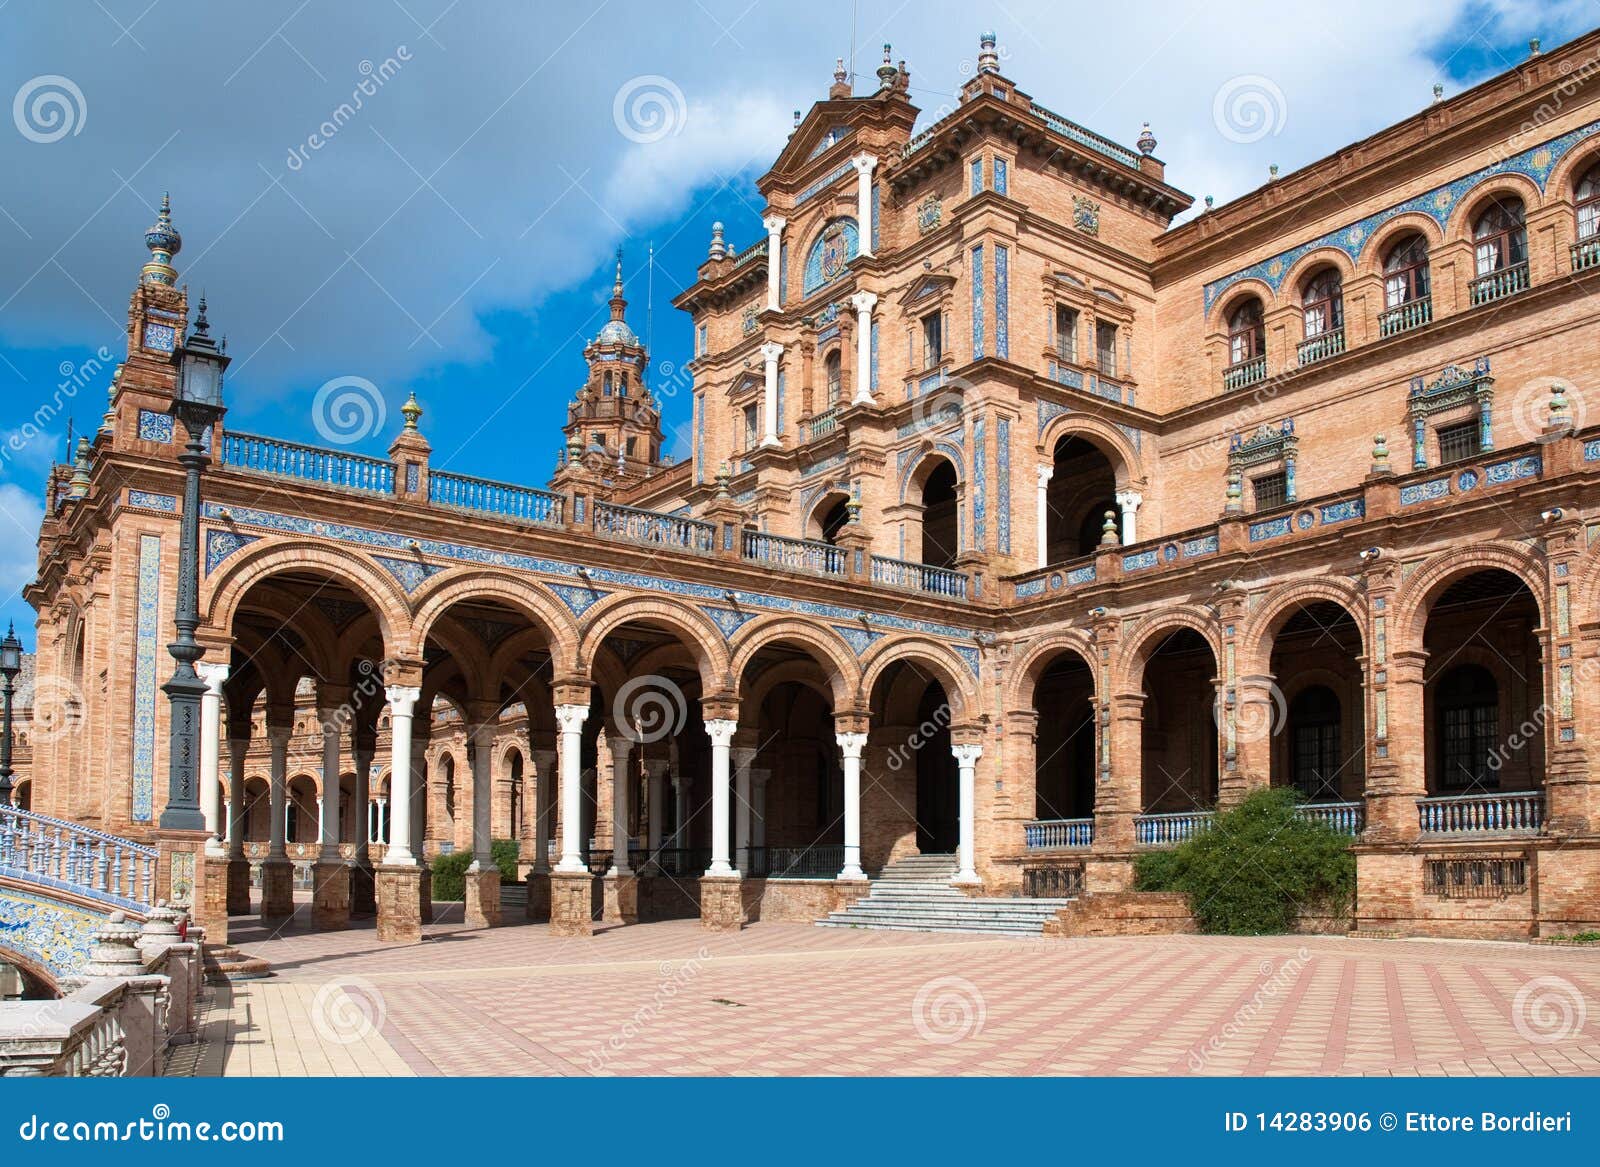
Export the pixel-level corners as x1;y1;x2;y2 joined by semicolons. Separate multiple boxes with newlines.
744;844;844;879
1296;328;1345;367
1222;355;1267;391
1417;790;1544;835
1134;810;1215;847
1469;262;1528;306
1378;296;1432;337
1024;818;1094;849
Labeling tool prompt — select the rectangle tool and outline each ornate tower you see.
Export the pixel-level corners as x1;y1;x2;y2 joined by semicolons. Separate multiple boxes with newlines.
111;194;189;449
561;250;665;480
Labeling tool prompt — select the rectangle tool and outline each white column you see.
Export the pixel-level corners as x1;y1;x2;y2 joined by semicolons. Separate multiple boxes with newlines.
953;742;982;885
733;746;754;873
408;736;427;860
1036;465;1055;569
1115;489;1143;545
646;759;667;858
850;291;877;405
672;774;691;848
532;748;557;874
318;705;344;860
705;719;738;875
762;214;786;310
751;770;770;849
353;746;373;865
376;797;388;845
760;341;783;447
608;733;633;875
267;725;289;860
197;663;229;857
554;704;590;873
227;734;248;861
836;732;867;879
469;719;494;870
383;686;419;865
222;799;232;843
852;153;878;256
315;796;326;844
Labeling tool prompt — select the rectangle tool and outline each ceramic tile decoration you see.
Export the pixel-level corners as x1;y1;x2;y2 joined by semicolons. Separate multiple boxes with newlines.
131;533;161;822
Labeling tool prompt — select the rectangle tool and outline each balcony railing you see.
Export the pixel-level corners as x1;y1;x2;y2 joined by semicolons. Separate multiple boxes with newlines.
1135;810;1215;847
804;407;843;442
1294;800;1364;836
1022;864;1084;898
1297;328;1345;366
1572;236;1600;273
1417;790;1544;835
1378;296;1432;337
220;432;395;494
745;844;844;879
870;554;968;598
593;501;717;554
1222;355;1267;391
1024;818;1094;850
0;806;157;910
428;469;563;526
743;530;846;575
1469;262;1529;306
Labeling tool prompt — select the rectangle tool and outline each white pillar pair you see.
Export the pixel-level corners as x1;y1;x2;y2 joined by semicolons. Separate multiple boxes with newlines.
382;687;420;865
704;719;738;876
197;663;230;858
554;704;590;873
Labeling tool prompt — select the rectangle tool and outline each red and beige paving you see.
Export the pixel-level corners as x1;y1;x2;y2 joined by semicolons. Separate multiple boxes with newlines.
169;910;1600;1077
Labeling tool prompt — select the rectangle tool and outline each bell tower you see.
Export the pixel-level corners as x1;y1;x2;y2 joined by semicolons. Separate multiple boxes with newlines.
111;194;189;449
561;250;665;480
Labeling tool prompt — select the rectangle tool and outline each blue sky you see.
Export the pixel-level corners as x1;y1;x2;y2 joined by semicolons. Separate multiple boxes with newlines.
0;0;1592;647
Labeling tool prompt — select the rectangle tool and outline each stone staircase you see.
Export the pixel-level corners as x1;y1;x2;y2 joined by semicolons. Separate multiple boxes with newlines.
817;853;1073;937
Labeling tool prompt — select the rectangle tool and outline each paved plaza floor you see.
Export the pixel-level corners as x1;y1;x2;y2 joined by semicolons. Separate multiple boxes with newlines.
164;907;1600;1077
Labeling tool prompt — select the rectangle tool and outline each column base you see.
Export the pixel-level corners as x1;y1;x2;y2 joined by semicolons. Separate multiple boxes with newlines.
225;858;252;916
602;871;638;924
311;860;351;931
524;871;551;922
349;861;377;916
464;868;502;928
699;874;744;932
195;855;231;945
549;871;594;936
376;865;423;943
259;857;294;919
420;867;435;923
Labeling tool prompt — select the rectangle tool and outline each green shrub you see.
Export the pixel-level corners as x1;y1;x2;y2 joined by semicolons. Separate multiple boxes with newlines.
428;838;520;901
1133;788;1355;935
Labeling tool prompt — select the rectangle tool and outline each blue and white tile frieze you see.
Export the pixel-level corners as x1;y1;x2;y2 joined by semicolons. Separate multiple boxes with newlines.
125;489;177;512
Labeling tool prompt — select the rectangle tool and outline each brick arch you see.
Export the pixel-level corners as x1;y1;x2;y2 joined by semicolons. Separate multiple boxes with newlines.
897;443;964;504
1356;212;1445;278
1392;541;1547;648
1545;138;1600;204
742;655;838;715
1005;630;1098;710
578;593;733;696
1037;415;1144;489
859;636;977;724
203;538;410;658
1209;279;1275;331
1279;246;1357;299
730;616;862;709
1238;577;1367;676
1445;173;1542;242
408;569;580;671
1114;606;1224;694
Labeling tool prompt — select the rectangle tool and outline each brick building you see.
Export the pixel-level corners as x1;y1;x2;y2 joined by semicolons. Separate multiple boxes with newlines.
21;32;1600;942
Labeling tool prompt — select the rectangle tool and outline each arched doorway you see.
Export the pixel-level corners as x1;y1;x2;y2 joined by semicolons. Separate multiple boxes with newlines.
808;493;851;544
1140;629;1219;813
1267;600;1365;801
914;681;958;853
1046;436;1119;561
920;461;959;568
1034;652;1096;819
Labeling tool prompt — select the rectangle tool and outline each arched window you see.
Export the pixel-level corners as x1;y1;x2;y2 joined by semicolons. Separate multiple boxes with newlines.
816;495;850;544
1288;686;1342;801
1227;298;1264;366
1435;664;1498;792
802;218;860;296
824;350;842;406
1383;235;1430;307
1576;162;1600;240
1472;196;1526;276
602;372;613;396
1301;269;1343;338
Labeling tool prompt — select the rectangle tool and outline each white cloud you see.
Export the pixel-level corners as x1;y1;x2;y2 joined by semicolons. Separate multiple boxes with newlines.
0;483;43;602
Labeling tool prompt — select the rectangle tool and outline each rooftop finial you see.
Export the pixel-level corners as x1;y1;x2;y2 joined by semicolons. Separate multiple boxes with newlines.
141;192;181;286
877;43;897;90
401;391;423;432
708;221;726;261
1432;82;1444;104
830;56;851;99
1136;122;1157;156
613;247;624;298
1530;37;1542;57
978;31;999;74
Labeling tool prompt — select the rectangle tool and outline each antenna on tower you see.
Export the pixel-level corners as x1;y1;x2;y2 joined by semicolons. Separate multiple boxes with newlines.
65;417;74;463
647;242;655;359
849;0;858;89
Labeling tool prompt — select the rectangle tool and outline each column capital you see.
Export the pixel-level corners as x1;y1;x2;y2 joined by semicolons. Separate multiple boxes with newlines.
385;685;421;714
850;290;878;313
705;718;738;746
952;742;984;766
760;340;784;363
196;662;230;692
606;731;635;759
266;723;293;745
762;213;787;235
1114;489;1143;511
1036;463;1055;487
835;731;868;757
851;152;879;176
555;703;590;734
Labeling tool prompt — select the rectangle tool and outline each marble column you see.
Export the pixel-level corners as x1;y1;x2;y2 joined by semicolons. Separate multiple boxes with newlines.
1036;465;1054;569
531;748;557;874
468;716;495;870
607;733;633;874
705;720;737;875
554;704;590;872
850;291;877;405
761;341;783;447
382;687;419;865
952;742;982;885
226;734;248;864
837;732;867;880
762;214;785;310
1115;489;1143;545
646;758;668;862
197;663;229;858
853;153;877;256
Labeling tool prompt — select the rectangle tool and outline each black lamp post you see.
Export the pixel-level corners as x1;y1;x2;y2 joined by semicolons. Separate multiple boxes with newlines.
0;622;21;806
159;299;229;831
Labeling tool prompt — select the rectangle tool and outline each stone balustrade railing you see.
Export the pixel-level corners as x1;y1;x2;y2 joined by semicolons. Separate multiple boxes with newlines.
221;432;396;494
593;500;718;554
0;806;157;910
1417;790;1545;835
870;554;968;598
743;529;846;575
1135;810;1215;847
1378;296;1432;337
1572;237;1600;273
1295;800;1364;835
1297;328;1345;366
1469;261;1529;306
428;469;564;526
1024;818;1094;849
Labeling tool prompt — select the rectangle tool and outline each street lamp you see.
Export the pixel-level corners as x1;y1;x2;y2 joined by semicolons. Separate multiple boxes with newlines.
158;298;229;831
0;622;21;806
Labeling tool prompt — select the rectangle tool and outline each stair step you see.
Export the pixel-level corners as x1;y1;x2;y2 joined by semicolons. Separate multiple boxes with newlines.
819;852;1071;936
